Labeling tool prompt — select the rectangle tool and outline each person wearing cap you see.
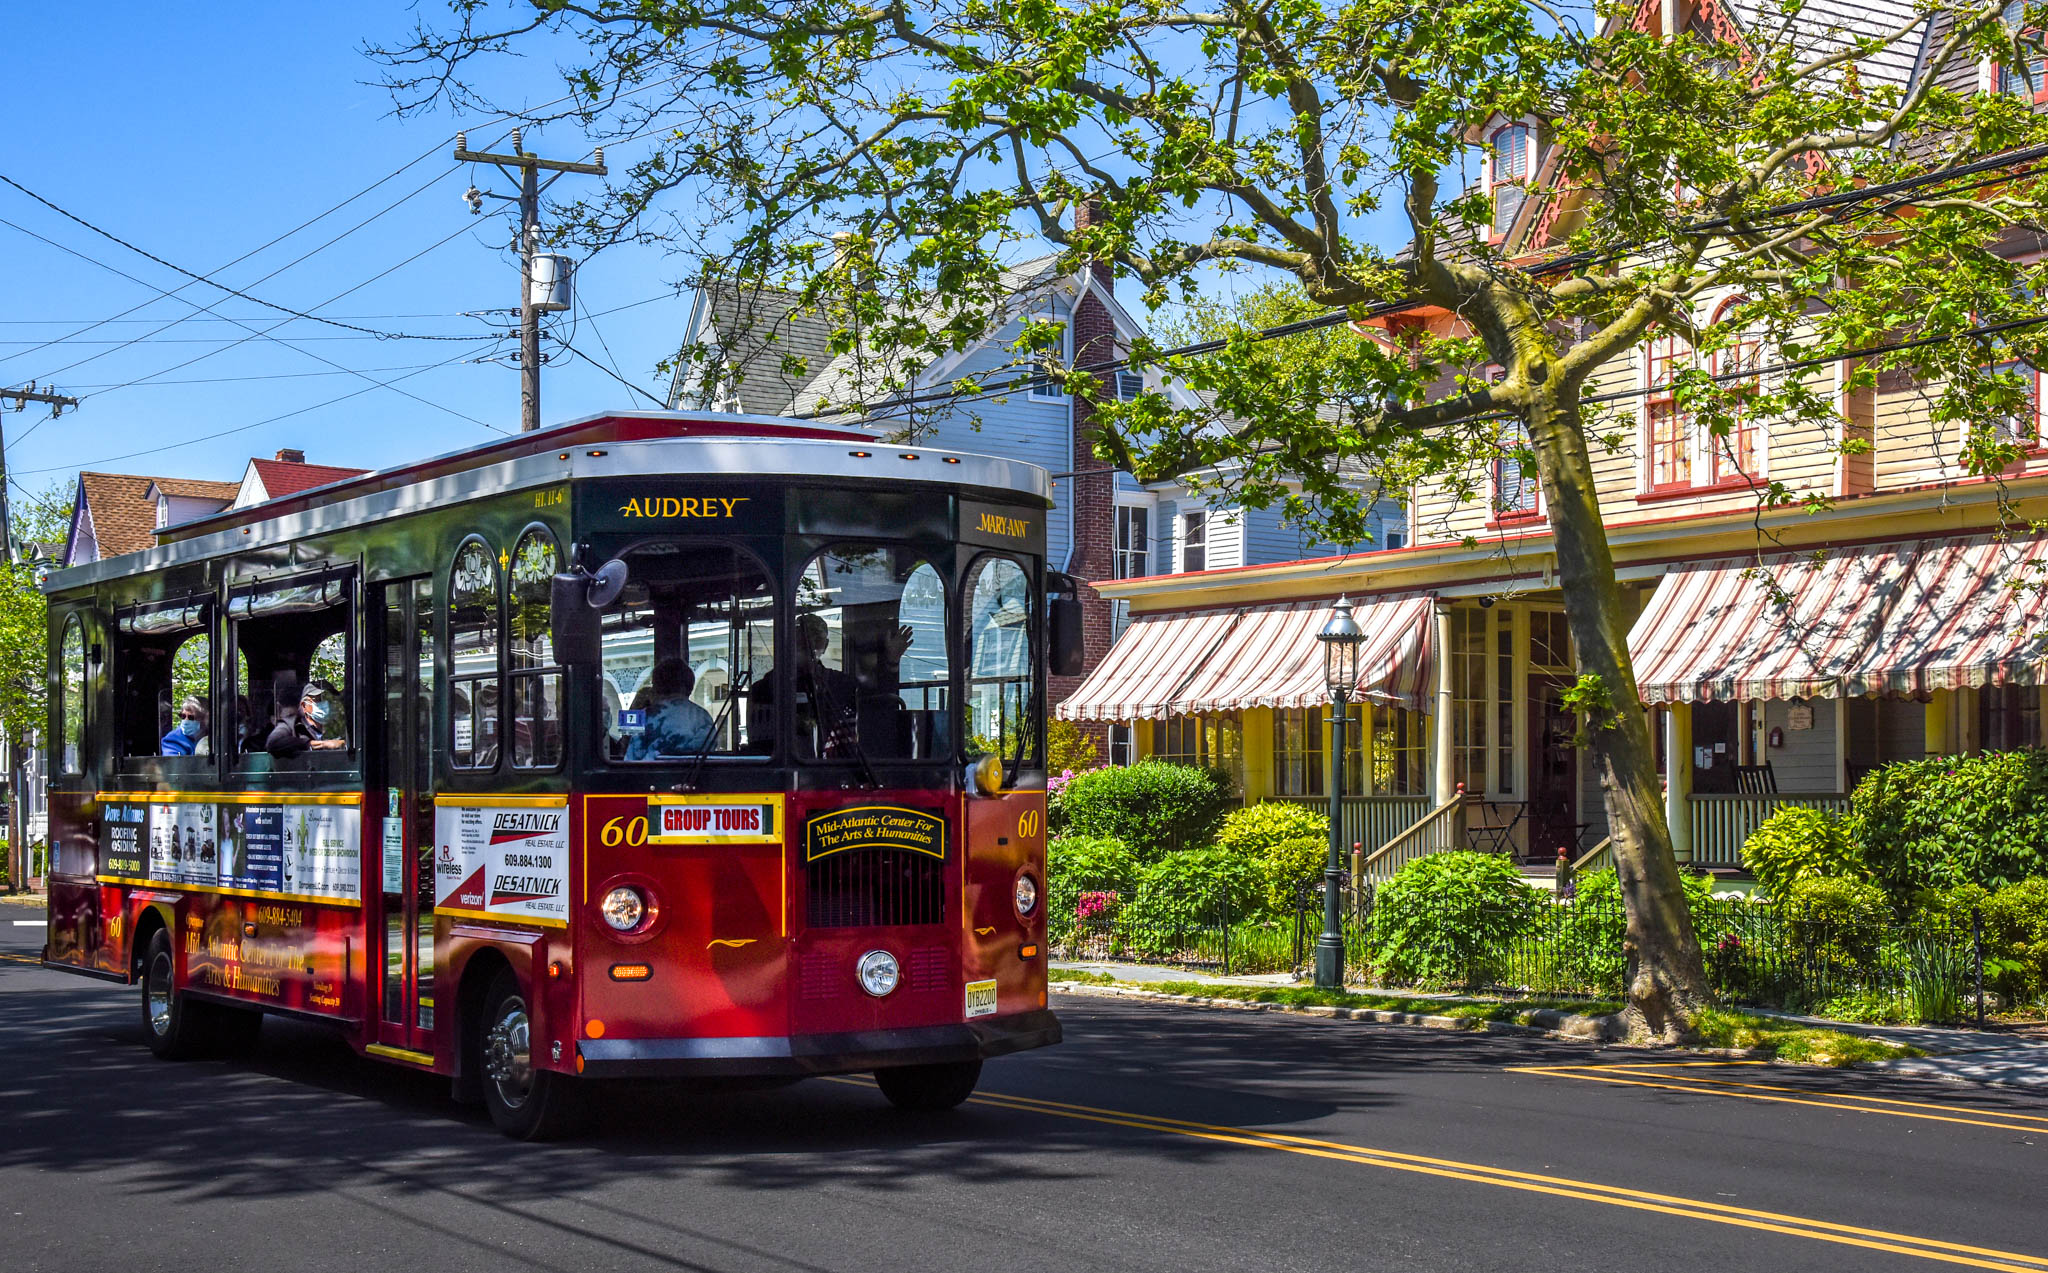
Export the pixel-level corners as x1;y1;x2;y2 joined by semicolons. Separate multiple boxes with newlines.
267;681;346;756
160;696;209;756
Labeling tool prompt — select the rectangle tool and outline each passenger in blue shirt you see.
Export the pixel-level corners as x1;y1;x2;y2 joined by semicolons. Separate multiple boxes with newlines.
160;696;209;756
626;659;715;760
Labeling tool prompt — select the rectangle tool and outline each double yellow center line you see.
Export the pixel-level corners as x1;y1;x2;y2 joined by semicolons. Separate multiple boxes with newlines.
1511;1060;2048;1137
948;1085;2048;1272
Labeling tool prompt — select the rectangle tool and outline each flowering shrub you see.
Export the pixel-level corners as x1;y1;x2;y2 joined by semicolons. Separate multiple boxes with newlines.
1048;768;1077;798
1076;890;1120;923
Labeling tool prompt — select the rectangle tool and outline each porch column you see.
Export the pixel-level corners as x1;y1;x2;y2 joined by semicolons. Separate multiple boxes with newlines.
1432;602;1456;803
1664;702;1693;863
1241;707;1275;802
1833;696;1849;793
1924;690;1950;758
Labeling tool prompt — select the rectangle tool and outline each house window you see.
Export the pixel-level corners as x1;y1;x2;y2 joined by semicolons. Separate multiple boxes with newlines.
1108;723;1135;766
1116;371;1144;401
1115;505;1150;578
1489;123;1532;237
1987;359;2043;450
1981;684;2042;750
2003;0;2046;97
1028;312;1068;400
1448;608;1490;797
1645;329;1694;491
1708;296;1763;483
1274;706;1325;797
1367;706;1428;797
1152;713;1242;791
154;498;168;530
1491;420;1541;520
1181;511;1207;572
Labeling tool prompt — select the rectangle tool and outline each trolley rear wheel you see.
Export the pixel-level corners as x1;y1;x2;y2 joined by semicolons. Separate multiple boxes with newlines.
477;968;588;1140
875;1059;982;1111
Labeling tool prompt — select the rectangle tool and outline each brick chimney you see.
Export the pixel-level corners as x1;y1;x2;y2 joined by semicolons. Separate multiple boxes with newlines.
274;448;306;464
1049;197;1120;740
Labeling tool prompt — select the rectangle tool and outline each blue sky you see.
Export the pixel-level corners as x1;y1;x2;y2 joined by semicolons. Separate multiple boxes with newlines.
0;4;1428;507
0;4;692;499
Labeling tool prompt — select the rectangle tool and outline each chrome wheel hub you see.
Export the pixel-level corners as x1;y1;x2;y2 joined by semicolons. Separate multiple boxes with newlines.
483;998;533;1108
146;951;173;1036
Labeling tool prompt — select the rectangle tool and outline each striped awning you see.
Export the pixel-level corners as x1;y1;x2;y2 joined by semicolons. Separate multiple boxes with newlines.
1628;543;1913;703
1058;595;1435;722
1053;607;1239;722
1177;596;1435;713
1846;533;2048;697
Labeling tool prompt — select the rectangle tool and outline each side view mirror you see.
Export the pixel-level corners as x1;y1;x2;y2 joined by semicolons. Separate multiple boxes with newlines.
550;557;626;666
1048;571;1086;677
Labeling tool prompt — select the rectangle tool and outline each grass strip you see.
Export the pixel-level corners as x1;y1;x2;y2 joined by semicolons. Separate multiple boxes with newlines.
1050;972;1922;1064
1689;1008;1924;1064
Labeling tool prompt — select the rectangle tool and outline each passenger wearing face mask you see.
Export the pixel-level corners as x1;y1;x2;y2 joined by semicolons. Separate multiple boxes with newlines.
161;696;209;757
266;681;346;755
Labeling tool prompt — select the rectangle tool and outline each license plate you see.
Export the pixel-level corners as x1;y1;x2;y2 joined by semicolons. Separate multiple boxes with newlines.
964;978;998;1019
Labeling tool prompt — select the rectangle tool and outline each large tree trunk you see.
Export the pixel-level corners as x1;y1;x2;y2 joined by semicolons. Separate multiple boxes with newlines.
1527;386;1712;1041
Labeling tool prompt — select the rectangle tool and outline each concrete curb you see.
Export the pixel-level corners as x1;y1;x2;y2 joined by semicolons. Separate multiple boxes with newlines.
1051;980;1624;1045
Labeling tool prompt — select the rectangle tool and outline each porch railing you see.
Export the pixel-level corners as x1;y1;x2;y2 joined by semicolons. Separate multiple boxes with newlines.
1357;793;1469;886
1272;795;1432;857
1569;836;1613;876
1688;793;1851;869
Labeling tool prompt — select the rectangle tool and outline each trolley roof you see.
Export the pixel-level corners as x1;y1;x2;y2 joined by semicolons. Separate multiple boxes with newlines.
44;411;1055;593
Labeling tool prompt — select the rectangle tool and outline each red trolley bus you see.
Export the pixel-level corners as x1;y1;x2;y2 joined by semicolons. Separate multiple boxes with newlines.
40;412;1066;1138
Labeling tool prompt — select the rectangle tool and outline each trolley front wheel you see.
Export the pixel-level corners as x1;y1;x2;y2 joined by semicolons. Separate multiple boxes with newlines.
875;1059;983;1111
477;968;588;1140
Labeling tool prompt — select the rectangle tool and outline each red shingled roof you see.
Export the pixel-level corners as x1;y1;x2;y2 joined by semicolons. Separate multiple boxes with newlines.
248;458;369;499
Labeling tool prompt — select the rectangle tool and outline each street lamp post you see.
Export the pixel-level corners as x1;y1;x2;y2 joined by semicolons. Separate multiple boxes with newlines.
1315;596;1365;990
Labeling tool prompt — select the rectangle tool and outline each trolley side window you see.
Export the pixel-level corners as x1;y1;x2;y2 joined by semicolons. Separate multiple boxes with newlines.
56;612;85;774
230;573;353;757
600;542;775;763
113;601;213;759
508;527;563;769
449;538;502;771
963;554;1039;768
792;545;952;762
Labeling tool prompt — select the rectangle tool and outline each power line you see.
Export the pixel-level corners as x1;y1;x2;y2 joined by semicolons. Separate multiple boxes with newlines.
12;340;505;476
553;336;667;408
0;172;485;343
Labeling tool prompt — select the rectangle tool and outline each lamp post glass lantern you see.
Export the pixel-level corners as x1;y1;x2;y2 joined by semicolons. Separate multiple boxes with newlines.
1315;596;1364;989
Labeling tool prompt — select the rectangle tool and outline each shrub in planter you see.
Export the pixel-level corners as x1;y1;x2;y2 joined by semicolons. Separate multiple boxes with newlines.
1741;805;1863;899
1122;848;1265;952
1851;749;2048;900
1056;761;1234;862
1368;851;1540;989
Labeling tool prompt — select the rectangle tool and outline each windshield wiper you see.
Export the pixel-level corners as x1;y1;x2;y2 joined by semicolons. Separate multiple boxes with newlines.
679;690;740;791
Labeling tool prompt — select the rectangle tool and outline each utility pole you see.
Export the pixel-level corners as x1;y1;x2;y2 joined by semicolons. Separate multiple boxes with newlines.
0;384;75;564
0;384;73;894
454;130;607;432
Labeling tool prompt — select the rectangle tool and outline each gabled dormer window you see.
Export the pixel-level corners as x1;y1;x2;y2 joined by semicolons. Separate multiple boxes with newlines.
1488;123;1534;238
154;497;168;530
2002;0;2047;98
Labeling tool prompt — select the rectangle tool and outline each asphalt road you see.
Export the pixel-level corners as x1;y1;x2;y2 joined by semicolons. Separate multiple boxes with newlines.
3;916;2046;1273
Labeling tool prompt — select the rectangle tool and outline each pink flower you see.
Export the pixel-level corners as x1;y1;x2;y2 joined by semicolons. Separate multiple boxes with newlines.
1048;768;1077;797
1077;890;1120;922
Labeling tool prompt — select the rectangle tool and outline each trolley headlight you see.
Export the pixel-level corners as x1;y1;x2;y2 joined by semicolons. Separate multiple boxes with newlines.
600;886;647;932
1013;873;1039;917
857;949;901;997
967;754;1004;796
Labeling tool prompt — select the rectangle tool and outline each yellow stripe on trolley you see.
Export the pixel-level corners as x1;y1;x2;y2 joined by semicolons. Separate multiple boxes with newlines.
432;794;567;807
94;875;363;909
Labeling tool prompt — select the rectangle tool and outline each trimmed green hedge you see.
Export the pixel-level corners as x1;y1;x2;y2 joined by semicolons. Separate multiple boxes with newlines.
1055;761;1235;862
1368;851;1540;989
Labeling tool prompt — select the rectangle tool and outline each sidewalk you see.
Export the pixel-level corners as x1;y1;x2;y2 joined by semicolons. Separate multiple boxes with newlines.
1053;960;2048;1084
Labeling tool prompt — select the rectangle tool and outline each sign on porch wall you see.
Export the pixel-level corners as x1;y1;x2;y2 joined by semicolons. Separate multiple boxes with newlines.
1787;704;1814;731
